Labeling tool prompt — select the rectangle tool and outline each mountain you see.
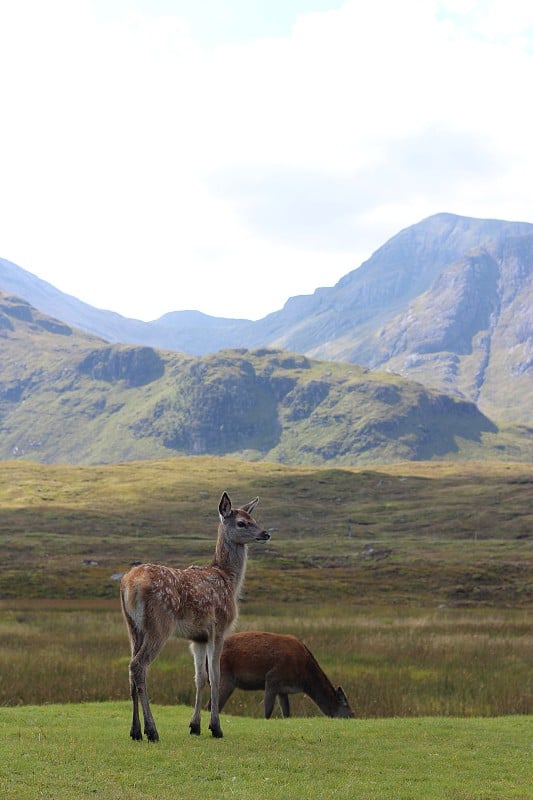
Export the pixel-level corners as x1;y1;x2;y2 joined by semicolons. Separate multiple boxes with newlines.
2;290;530;466
0;257;250;351
239;213;533;424
1;213;532;425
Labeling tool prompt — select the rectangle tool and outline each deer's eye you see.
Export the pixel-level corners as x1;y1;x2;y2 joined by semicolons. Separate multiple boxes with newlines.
236;520;246;528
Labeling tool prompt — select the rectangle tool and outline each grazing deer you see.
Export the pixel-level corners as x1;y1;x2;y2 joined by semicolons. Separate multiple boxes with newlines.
212;631;354;719
120;492;270;741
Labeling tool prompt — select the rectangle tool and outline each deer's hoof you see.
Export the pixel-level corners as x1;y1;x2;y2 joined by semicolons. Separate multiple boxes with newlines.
189;722;201;736
209;724;224;739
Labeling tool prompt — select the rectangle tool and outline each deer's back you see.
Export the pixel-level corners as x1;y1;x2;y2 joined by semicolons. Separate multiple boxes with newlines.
121;563;237;633
221;632;309;690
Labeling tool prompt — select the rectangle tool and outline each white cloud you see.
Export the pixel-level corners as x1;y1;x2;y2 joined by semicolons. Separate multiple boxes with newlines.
437;0;533;42
0;0;532;320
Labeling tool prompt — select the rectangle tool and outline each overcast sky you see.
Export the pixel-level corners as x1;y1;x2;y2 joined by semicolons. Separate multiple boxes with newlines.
1;0;532;321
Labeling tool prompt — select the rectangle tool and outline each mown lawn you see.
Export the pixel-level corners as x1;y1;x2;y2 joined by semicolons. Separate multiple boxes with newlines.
0;703;531;800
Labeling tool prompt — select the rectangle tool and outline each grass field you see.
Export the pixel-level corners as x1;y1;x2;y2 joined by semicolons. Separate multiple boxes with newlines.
0;457;531;798
0;457;531;717
1;703;531;800
0;457;531;606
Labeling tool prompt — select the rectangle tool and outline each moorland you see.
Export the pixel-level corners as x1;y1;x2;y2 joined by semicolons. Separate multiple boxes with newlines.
0;456;531;717
0;455;531;799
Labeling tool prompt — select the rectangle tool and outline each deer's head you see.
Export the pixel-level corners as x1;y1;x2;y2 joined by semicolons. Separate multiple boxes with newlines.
333;686;355;718
218;492;270;545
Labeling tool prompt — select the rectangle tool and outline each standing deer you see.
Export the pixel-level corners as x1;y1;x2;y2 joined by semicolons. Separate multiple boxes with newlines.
120;492;270;741
212;631;354;719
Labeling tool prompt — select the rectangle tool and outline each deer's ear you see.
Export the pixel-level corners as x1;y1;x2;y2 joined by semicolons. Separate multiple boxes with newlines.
241;497;259;515
219;492;232;519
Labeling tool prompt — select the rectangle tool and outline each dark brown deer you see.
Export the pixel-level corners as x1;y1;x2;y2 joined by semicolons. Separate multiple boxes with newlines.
213;631;354;719
120;492;270;741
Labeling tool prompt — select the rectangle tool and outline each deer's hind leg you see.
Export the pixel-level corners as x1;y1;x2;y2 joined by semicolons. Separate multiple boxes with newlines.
206;670;235;712
128;628;143;740
129;633;165;743
122;608;145;741
217;671;235;712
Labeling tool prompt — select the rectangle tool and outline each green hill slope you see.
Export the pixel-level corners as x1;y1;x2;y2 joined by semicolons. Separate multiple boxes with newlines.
0;457;531;605
0;291;531;465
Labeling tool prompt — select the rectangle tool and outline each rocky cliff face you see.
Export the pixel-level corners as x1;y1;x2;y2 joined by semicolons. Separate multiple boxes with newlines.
78;346;165;387
366;233;533;423
244;214;533;424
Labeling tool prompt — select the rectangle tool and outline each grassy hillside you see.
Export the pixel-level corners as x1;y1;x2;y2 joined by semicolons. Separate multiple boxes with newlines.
1;703;530;800
0;457;530;606
1;291;532;465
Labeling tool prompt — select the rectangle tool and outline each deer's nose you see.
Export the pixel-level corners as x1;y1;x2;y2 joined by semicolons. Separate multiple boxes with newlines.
256;530;270;541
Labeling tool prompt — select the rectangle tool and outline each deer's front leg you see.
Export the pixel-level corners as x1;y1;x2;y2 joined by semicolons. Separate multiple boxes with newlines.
189;642;207;735
279;693;291;718
207;637;224;738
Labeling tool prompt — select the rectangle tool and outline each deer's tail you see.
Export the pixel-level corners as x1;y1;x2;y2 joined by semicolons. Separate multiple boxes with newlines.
120;573;146;652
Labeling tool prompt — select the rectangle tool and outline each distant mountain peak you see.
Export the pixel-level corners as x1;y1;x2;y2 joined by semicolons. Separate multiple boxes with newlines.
1;212;532;426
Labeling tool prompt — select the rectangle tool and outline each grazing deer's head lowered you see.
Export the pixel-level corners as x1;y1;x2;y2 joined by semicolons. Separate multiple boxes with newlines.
120;492;270;741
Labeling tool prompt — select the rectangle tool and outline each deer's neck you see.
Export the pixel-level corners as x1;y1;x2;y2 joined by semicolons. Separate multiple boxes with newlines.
212;536;248;596
304;654;339;716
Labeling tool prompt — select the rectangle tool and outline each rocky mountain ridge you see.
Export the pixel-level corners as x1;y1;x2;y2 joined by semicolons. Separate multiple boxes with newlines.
1;212;532;425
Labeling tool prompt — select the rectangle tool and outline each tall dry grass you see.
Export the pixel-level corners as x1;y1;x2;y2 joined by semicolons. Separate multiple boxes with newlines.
0;602;530;718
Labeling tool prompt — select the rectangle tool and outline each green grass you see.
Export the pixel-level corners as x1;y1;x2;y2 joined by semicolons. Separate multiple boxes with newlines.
0;457;531;797
0;703;530;800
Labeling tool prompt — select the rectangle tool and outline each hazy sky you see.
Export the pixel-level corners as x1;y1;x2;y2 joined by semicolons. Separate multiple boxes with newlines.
1;0;532;321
